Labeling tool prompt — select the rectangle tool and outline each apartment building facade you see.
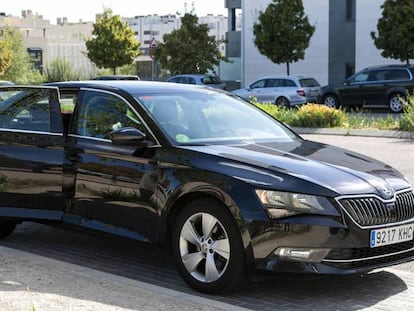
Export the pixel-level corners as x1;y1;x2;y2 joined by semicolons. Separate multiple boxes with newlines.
1;10;228;79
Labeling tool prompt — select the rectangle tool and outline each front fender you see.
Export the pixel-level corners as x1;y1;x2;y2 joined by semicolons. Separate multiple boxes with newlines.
155;179;263;266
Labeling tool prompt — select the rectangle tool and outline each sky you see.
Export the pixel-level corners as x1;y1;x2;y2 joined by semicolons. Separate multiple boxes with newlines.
1;0;227;24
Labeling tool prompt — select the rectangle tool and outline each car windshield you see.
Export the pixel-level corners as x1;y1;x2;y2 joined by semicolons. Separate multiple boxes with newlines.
134;91;297;145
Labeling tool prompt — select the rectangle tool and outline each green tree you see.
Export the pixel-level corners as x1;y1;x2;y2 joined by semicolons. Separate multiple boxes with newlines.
0;38;13;75
0;27;44;83
85;9;142;74
371;0;414;64
154;13;225;75
45;57;80;82
253;0;315;75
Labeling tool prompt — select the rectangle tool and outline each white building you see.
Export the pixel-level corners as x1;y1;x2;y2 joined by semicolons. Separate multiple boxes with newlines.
0;10;96;78
124;14;228;59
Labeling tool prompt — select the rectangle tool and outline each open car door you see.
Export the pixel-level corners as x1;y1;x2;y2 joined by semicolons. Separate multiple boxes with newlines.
0;86;65;220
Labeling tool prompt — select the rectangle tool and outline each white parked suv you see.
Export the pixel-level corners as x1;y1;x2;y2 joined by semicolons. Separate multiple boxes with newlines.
232;75;321;107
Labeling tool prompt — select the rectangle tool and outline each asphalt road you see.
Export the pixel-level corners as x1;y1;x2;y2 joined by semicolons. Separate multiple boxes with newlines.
302;134;414;272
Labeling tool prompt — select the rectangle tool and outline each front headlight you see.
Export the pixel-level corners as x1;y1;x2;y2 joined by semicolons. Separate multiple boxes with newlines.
255;190;339;219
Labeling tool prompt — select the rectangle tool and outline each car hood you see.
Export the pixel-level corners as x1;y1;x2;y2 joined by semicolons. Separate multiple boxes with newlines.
321;82;346;91
181;139;409;198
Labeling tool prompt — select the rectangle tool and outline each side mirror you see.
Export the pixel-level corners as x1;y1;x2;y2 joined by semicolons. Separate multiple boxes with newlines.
110;127;147;146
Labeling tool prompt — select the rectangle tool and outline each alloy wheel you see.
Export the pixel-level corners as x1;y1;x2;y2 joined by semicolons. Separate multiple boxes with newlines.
178;212;230;283
388;95;404;113
324;95;338;108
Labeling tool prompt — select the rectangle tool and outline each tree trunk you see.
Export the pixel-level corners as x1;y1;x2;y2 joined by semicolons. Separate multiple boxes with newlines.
286;62;290;75
113;67;117;75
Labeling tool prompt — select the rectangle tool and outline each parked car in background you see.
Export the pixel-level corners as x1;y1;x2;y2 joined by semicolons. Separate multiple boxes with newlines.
232;75;321;107
0;80;14;85
1;81;413;294
93;75;140;81
320;64;414;112
165;74;226;89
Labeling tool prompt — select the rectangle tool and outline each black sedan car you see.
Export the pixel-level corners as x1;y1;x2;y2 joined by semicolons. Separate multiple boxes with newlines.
0;81;413;294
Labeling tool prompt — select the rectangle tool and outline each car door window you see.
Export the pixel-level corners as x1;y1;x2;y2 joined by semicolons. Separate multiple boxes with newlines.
389;69;410;81
281;79;297;87
0;88;56;132
351;72;369;83
76;91;146;139
250;80;266;89
265;79;280;87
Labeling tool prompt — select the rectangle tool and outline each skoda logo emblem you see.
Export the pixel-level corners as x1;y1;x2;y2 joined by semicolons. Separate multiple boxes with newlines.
380;185;393;198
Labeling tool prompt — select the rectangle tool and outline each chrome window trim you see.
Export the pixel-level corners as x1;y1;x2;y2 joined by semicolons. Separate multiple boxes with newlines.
0;128;63;136
323;246;414;263
68;134;111;143
67;133;162;147
336;188;414;229
78;88;161;146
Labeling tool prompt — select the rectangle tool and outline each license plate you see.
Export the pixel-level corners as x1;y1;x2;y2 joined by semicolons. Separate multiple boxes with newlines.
370;223;414;248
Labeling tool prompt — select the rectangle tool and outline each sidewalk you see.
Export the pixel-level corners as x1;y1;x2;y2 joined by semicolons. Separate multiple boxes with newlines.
0;246;248;311
293;127;414;139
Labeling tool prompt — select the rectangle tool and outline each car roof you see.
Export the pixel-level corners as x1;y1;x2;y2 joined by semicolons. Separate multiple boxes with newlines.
168;74;214;77
256;75;315;80
45;80;220;94
362;64;414;70
92;75;140;80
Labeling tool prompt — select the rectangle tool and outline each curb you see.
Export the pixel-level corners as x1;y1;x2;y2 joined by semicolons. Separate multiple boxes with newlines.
293;127;414;139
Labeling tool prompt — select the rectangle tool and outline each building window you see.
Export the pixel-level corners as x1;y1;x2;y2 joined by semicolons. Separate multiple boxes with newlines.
346;0;354;21
27;48;43;73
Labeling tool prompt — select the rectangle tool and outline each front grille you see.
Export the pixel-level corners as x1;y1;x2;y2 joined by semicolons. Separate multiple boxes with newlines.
324;240;414;269
338;190;414;227
326;240;414;260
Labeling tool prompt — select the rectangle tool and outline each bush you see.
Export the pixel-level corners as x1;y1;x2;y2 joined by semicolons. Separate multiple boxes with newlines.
255;103;298;124
292;104;347;127
257;103;346;128
256;101;414;132
400;95;414;131
44;57;80;82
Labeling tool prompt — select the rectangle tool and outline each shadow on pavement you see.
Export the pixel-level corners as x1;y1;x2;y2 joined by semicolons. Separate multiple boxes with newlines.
0;222;409;311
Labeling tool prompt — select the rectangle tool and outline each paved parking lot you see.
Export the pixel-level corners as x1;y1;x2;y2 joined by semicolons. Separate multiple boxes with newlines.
1;134;414;310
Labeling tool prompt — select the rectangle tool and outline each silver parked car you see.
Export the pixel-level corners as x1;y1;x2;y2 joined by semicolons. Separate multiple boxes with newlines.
232;76;321;107
165;74;226;89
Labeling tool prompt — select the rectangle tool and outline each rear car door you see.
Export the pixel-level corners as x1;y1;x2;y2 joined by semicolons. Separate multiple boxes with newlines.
360;69;389;107
64;88;160;242
0;86;65;220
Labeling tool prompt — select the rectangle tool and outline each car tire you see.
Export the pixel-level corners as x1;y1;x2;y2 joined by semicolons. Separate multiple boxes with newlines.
0;221;17;238
276;97;290;108
388;94;405;113
171;198;245;294
323;94;339;108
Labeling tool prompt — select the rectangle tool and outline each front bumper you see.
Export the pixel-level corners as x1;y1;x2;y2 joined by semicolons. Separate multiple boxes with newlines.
249;215;414;275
